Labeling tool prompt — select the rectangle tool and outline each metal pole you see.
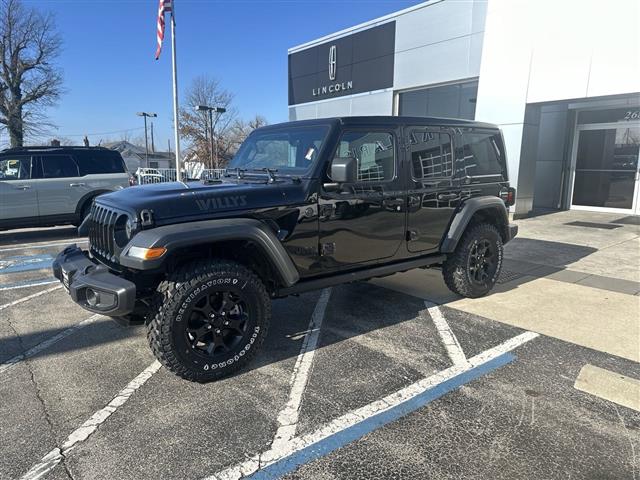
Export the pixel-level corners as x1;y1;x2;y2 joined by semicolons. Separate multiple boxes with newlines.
170;8;181;181
143;114;149;168
150;121;155;152
209;109;214;169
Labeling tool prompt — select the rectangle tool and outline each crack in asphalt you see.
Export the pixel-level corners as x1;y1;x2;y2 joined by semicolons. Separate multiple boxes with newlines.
3;314;74;479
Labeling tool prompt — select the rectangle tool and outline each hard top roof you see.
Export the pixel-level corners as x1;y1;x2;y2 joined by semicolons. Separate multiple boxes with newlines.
257;116;498;131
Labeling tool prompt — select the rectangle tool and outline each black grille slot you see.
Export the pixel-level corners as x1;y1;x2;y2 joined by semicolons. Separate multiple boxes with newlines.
88;204;125;264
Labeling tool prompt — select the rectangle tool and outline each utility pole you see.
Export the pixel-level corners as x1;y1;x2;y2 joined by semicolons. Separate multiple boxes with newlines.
150;121;155;152
195;105;226;169
136;112;157;168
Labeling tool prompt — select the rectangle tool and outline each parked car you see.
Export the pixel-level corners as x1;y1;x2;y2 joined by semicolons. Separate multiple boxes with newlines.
53;116;517;382
0;146;132;230
135;167;169;185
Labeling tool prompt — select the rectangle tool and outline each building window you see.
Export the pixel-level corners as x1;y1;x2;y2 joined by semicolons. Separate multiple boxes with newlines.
398;80;478;120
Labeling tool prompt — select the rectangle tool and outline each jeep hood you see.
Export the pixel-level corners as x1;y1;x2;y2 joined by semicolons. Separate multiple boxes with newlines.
97;179;298;223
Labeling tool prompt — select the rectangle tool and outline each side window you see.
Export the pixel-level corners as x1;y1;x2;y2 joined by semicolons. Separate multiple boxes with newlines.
0;156;31;180
408;130;453;179
77;151;126;175
41;155;79;178
460;131;506;179
333;131;395;183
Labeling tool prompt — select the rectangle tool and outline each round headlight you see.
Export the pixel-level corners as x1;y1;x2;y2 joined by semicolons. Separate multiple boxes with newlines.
114;215;134;248
125;217;134;239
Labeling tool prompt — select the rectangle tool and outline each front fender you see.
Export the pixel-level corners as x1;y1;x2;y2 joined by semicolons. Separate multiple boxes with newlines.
119;218;300;287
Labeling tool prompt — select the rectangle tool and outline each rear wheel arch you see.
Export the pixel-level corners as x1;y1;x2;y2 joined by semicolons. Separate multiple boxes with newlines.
441;197;509;253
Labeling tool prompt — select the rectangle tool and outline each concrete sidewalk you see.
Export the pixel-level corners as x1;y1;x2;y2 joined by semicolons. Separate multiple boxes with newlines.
372;210;640;362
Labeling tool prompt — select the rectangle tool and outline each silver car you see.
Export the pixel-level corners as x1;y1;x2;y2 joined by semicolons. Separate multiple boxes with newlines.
0;146;132;230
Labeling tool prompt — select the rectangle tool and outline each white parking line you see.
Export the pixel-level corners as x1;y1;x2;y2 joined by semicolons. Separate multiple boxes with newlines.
0;279;59;291
271;288;332;451
205;331;540;480
0;239;87;253
19;361;162;480
424;300;468;366
0;285;62;311
0;314;102;376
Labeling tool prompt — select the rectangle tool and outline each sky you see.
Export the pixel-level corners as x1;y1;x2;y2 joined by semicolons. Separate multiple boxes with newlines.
15;0;422;150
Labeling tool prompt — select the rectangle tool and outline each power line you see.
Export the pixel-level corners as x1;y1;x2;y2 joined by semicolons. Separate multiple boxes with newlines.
51;126;146;137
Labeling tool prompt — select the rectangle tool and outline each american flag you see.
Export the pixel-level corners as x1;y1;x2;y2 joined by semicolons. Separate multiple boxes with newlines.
155;0;172;60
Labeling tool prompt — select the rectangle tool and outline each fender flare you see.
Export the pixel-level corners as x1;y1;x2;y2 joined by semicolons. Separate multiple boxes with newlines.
119;218;300;287
440;197;509;253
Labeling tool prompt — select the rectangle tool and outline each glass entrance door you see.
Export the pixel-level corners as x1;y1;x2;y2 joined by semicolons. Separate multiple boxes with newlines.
571;123;640;213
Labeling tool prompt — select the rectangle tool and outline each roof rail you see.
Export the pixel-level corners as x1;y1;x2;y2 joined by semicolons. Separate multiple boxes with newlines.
1;145;111;153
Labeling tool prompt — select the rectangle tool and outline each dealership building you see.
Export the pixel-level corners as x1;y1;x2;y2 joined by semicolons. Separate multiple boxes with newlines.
288;0;640;217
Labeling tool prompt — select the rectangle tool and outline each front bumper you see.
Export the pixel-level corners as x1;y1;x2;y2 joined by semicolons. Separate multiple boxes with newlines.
52;245;136;316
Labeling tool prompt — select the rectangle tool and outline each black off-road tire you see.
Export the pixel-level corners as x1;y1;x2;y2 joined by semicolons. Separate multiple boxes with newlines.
147;259;271;382
443;223;503;298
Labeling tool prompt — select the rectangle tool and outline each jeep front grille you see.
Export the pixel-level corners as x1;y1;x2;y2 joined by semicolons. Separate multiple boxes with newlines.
88;203;124;264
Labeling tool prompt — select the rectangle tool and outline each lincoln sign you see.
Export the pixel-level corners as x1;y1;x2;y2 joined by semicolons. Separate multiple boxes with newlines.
288;22;396;106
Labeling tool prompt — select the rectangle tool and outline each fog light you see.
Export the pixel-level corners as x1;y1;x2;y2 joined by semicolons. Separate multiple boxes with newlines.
86;288;99;306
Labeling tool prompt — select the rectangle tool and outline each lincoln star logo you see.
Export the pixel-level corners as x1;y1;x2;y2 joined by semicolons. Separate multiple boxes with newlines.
328;45;337;81
312;44;353;97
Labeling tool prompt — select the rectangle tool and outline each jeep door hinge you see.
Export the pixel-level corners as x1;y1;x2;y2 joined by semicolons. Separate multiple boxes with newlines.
406;230;418;241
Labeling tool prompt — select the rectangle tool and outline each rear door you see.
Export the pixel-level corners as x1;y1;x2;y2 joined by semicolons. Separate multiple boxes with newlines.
0;155;39;223
405;127;462;253
34;154;84;217
318;128;405;268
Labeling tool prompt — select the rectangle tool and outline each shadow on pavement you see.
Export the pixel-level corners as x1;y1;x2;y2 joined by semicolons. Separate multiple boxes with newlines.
0;227;81;246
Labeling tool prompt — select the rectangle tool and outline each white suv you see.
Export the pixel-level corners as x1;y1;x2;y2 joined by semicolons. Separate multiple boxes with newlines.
0;146;132;230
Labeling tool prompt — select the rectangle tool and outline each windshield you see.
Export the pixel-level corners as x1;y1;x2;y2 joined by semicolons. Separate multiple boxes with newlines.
229;126;329;175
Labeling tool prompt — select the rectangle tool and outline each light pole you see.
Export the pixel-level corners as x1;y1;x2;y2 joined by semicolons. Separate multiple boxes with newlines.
136;112;157;168
195;105;226;168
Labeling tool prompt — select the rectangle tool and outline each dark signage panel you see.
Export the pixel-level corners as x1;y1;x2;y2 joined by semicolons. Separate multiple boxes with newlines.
288;22;396;106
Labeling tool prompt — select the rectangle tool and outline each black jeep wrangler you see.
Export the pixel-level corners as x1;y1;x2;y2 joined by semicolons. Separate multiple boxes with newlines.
53;117;517;382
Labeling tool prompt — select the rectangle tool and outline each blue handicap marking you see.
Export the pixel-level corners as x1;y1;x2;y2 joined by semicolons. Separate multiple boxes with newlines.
0;254;54;274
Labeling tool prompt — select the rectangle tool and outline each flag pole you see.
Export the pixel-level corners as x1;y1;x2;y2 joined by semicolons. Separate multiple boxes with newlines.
170;4;181;182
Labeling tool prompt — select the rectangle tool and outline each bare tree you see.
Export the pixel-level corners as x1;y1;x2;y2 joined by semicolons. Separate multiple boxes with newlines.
0;0;64;147
179;75;236;168
223;114;268;156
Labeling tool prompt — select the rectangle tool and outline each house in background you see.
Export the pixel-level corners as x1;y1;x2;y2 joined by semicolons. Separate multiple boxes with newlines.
103;141;175;172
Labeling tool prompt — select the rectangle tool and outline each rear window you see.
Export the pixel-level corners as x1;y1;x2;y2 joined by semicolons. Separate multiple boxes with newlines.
460;130;507;180
76;150;126;175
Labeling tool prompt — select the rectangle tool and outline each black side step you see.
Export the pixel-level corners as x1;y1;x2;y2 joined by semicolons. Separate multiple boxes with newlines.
275;254;446;298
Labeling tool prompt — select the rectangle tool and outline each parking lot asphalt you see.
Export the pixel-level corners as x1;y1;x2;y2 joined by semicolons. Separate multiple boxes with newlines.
1;212;639;480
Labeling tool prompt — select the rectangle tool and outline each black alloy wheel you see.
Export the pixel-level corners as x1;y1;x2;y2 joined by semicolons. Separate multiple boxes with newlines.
467;238;498;287
185;291;250;358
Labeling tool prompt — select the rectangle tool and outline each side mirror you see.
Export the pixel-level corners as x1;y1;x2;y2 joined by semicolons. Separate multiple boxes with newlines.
330;156;357;183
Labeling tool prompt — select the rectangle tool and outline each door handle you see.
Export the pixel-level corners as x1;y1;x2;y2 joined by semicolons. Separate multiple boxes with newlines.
14;185;30;190
69;182;86;187
437;193;459;201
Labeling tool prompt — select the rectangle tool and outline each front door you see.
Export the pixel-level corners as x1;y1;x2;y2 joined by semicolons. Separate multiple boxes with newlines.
0;155;39;224
570;122;640;214
318;129;405;269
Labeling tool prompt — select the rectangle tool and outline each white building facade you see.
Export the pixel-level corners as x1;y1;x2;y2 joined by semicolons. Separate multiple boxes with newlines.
288;0;640;217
